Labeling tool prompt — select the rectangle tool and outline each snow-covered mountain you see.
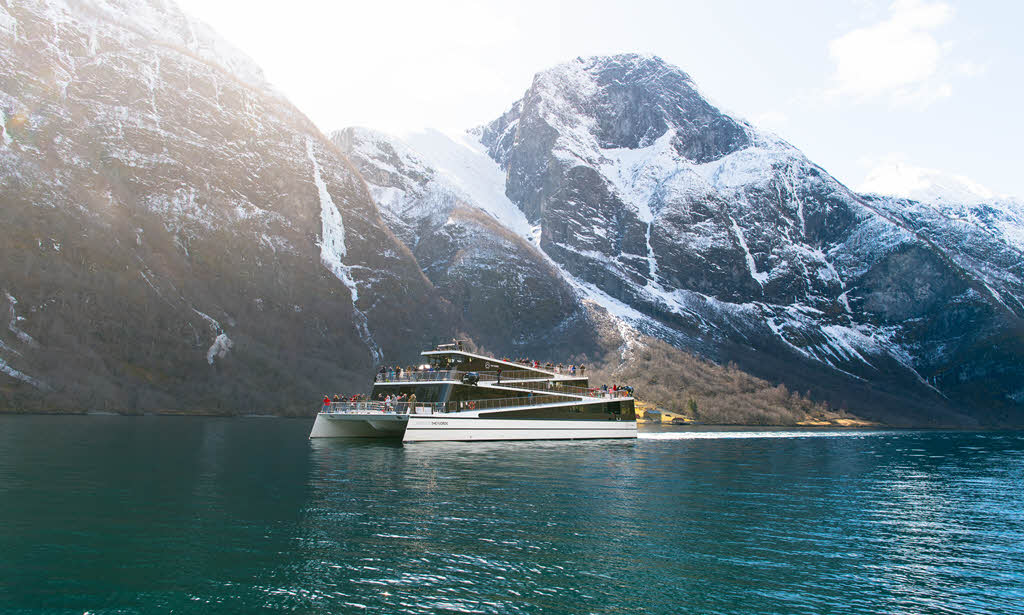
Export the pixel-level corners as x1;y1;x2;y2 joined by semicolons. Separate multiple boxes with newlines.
0;0;455;412
350;54;1024;425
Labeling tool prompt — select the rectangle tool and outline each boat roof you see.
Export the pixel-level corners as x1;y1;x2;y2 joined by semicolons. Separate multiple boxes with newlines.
420;349;557;376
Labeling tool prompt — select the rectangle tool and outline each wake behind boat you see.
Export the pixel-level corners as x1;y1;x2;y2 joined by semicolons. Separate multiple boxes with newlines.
310;343;637;442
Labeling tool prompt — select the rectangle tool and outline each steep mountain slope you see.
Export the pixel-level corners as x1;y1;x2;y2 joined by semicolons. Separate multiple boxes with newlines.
333;127;599;357
0;0;453;413
369;54;1021;425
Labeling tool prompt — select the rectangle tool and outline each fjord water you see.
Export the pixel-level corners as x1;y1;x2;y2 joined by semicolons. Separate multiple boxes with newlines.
1;417;1023;614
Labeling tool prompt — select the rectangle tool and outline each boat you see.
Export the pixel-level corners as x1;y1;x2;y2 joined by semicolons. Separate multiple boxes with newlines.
310;343;637;442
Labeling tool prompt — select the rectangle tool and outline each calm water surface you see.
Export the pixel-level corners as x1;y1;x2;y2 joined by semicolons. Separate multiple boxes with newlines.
1;416;1023;614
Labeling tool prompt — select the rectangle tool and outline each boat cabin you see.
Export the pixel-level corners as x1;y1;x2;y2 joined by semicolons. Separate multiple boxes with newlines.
368;347;633;420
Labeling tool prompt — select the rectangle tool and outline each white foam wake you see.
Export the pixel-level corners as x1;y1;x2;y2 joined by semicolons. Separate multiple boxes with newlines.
638;430;891;440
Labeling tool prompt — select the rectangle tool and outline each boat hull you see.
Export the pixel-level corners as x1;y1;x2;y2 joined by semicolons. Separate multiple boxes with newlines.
310;412;408;438
310;413;637;442
402;416;637;442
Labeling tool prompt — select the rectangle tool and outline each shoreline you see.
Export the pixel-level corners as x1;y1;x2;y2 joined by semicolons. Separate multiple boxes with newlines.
0;409;313;419
3;409;1021;429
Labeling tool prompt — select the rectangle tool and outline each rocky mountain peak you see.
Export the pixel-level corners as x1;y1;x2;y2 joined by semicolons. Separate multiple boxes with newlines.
479;53;754;226
482;53;750;170
565;53;749;156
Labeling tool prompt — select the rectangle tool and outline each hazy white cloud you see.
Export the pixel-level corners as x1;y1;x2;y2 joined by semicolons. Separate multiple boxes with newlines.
889;80;952;109
826;0;955;108
954;60;987;77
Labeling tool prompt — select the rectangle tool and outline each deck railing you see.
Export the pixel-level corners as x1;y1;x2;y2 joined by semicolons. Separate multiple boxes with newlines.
374;370;459;383
477;370;570;382
373;369;579;384
500;362;587;377
496;381;631;398
363;373;631;404
322;401;441;415
319;394;597;416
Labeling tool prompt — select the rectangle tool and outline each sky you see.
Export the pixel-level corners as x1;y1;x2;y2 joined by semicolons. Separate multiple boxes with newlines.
175;0;1024;199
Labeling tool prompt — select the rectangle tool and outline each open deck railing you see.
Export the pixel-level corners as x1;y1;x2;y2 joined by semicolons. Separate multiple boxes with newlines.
322;401;432;415
374;369;577;384
477;370;569;382
370;368;631;402
494;381;631;399
497;365;587;376
374;369;459;383
320;393;593;416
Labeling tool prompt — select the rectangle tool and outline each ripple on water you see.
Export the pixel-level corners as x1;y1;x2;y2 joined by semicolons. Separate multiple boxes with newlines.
0;418;1023;613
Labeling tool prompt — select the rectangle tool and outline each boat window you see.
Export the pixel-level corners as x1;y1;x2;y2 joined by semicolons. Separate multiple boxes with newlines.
412;384;450;403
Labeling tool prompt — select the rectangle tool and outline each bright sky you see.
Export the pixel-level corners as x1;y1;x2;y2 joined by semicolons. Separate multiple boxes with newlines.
175;0;1024;199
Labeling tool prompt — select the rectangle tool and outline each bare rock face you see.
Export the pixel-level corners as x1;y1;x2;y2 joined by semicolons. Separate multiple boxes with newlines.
0;0;453;413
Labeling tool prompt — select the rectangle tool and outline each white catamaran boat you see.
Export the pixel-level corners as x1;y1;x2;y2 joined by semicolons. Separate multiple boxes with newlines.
310;343;637;442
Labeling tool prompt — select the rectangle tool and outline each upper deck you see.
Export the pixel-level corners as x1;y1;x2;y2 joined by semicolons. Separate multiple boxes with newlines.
324;344;634;420
420;348;576;379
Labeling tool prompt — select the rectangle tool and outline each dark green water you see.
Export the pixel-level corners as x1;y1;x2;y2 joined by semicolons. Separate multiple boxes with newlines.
1;416;1023;614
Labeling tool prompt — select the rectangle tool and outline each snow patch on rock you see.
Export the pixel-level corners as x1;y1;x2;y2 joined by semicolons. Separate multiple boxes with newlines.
696;139;789;190
306;137;382;364
206;332;233;365
192;307;221;333
1;108;13;146
0;356;49;390
191;308;235;365
729;216;768;286
6;292;38;347
599;129;680;223
0;5;16;37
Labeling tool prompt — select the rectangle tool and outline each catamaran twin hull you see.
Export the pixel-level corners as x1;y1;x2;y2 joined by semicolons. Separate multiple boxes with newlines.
310;412;638;442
